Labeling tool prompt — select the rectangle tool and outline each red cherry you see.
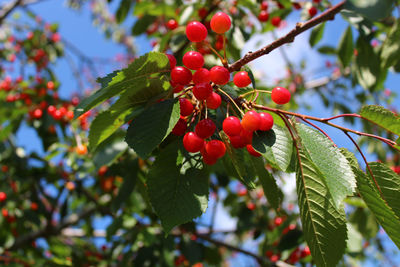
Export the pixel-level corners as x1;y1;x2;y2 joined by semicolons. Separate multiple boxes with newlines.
271;87;291;104
246;144;261;157
205;140;226;158
223;116;242;136
172;118;188;136
206;92;221;109
210;12;231;34
308;6;317;17
183;132;204;152
32;108;43;119
183;51;204;70
258;11;269;22
247;202;256;210
274;216;284;226
201;147;218;165
98;166;108;176
260;1;268;10
301;246;311;258
2;208;8;217
166;19;178;30
229;135;246;148
193;82;212;100
195;119;216;139
186;21;208;42
198;8;208;19
0;192;6;202
241;128;253;144
53;110;63;120
209;66;230;85
193;68;210;84
241;110;261;132
271;16;281;27
233;71;251;87
31;202;38;210
259;112;274;131
171;66;192;85
166;54;177;69
47;105;56;115
47;81;55;90
179;98;194;116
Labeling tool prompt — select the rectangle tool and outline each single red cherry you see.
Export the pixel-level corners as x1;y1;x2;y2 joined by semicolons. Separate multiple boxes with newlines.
201;147;218;165
206;92;221;109
209;66;230;85
32;108;43;119
166;19;178;30
259;112;274;131
183;51;204;70
223;116;242;136
193;68;210;84
258;11;269;22
271;16;281;27
240;128;253;144
179;98;194;116
233;71;251;87
183;132;204;152
171;66;192;85
210;12;231;34
246;144;262;157
274;216;284;226
186;21;208;42
241;110;261;132
271;87;291;105
172;118;188;136
229;135;246;148
205;140;226;158
0;192;6;202
260;1;268;10
193;82;212;100
195;119;216;139
308;6;317;17
166;54;176;69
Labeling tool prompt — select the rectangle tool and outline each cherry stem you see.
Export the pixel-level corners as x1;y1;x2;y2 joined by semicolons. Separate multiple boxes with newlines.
217;88;244;116
204;42;226;65
240;89;271;98
222;35;228;64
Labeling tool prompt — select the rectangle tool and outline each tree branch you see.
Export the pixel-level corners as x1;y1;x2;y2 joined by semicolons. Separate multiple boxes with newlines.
228;1;346;72
0;0;23;25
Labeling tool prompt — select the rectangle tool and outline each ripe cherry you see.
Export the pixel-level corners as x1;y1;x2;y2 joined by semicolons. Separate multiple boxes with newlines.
258;11;269;22
233;71;251;87
260;1;268;10
172;118;188;136
186;21;208;42
308;6;317;17
271;16;281;27
193;82;212;100
205;140;226;158
166;54;177;69
32;108;43;119
47;81;55;90
210;12;231;34
259;112;274;131
0;192;6;202
201;147;218;165
179;98;194;116
223;116;242;136
229;135;246;148
241;110;261;132
166;19;178;30
171;66;192;85
206;92;221;109
76;145;88;155
31;202;38;210
183;132;204;152
209;66;230;85
193;68;210;84
98;165;108;176
246;144;261;157
183;51;204;70
274;216;284;226
195;119;216;139
271;86;291;105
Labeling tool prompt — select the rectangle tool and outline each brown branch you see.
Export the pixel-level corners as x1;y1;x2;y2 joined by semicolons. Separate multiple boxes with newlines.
228;1;346;72
0;0;23;25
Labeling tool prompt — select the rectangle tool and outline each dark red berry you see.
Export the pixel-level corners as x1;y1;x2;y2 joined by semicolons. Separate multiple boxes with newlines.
183;132;204;152
223;116;242;136
193;82;212;100
166;19;178;30
260;1;268;10
166;54;176;69
271;86;291;104
195;119;216;139
198;8;208;19
201;147;218;165
233;71;251;87
172;118;188;136
308;6;317;17
186;21;208;42
271;16;281;27
183;51;204;70
0;192;6;202
205;140;226;158
179;98;194;116
240;128;253;144
246;144;261;157
229;135;247;148
171;66;192;85
209;66;230;85
210;12;231;34
241;110;261;132
193;68;210;84
32;108;43;119
259;112;274;131
258;11;269;22
206;92;221;109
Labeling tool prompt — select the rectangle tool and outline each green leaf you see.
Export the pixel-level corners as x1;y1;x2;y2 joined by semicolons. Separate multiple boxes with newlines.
252;125;293;171
115;0;132;24
338;26;353;68
381;19;400;68
251;157;281;209
89;76;171;149
317;46;336;55
131;15;157;36
92;132;128;169
125;99;180;158
309;22;325;47
344;0;394;21
75;52;170;118
354;38;382;90
112;160;139;210
296;123;356;209
147;141;209;233
360;105;400;136
296;149;347;267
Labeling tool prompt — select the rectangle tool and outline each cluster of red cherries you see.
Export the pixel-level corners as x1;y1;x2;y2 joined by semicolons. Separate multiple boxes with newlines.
167;12;291;165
